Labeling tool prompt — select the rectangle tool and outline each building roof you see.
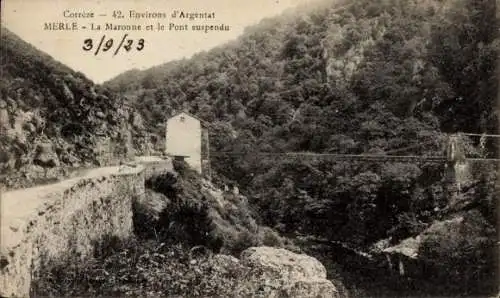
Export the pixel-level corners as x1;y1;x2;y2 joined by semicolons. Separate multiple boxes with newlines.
168;110;210;127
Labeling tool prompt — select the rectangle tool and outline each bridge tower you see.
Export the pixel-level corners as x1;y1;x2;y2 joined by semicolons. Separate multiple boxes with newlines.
444;134;471;205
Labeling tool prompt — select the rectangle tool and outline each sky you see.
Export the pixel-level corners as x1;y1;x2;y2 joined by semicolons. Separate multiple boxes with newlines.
2;0;320;83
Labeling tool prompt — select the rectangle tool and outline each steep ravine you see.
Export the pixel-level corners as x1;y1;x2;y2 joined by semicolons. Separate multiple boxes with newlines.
29;160;346;298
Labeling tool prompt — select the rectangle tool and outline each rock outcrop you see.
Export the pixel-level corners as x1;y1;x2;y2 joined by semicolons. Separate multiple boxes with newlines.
374;209;495;280
229;246;339;298
193;247;340;297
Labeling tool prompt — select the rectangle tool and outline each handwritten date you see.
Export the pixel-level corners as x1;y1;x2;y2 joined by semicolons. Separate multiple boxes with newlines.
83;34;144;56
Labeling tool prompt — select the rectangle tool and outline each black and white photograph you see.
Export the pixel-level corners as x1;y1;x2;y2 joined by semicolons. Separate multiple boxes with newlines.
0;0;499;297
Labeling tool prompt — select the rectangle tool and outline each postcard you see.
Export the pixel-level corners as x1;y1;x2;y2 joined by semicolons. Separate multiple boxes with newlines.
1;0;498;297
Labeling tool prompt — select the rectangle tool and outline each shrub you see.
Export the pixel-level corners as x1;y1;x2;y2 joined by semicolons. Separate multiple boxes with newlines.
227;230;260;256
258;226;285;247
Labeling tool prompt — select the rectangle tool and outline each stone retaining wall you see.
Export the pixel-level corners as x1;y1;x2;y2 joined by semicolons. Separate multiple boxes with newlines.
0;166;145;297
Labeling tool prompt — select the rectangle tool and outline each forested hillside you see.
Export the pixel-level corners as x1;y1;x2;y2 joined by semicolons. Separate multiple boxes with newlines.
105;0;498;296
0;28;147;188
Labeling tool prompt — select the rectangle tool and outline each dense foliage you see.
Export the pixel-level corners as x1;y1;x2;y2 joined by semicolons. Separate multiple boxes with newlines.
105;0;498;295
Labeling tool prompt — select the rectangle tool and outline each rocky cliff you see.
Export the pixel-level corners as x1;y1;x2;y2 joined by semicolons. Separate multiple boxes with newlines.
0;28;148;190
136;159;300;255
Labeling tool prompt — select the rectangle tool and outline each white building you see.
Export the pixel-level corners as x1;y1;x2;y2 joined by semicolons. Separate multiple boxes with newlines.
165;111;210;177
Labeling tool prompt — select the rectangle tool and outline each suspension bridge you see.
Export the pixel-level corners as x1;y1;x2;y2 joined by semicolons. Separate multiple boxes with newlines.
210;132;500;164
